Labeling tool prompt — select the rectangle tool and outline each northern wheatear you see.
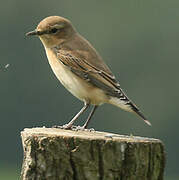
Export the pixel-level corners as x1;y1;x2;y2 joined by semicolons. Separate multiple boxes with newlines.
26;16;151;129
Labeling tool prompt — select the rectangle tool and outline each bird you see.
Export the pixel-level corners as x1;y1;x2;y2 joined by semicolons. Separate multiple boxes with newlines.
26;16;151;129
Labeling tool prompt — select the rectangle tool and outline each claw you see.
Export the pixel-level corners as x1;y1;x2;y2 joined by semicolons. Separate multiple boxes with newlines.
52;124;95;132
52;124;73;130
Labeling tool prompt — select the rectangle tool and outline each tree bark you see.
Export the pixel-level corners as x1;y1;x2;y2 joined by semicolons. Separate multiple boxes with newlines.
21;128;165;180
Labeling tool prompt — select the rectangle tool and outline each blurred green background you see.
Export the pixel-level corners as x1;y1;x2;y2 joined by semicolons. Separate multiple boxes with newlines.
0;0;178;179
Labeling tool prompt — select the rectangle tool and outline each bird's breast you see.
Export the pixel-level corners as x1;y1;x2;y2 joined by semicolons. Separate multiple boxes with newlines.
45;48;108;105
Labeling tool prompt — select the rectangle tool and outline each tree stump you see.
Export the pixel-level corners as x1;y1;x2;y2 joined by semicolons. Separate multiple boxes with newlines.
21;128;165;180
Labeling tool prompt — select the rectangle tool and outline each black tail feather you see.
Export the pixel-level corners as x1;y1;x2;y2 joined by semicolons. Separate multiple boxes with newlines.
128;102;151;126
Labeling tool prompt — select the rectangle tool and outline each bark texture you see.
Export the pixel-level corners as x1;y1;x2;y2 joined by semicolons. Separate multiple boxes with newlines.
21;128;165;180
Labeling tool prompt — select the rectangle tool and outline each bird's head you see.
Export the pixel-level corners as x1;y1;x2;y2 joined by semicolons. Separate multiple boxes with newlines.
26;16;76;48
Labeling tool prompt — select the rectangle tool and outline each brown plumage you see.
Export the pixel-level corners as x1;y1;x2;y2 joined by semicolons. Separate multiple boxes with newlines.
26;16;151;129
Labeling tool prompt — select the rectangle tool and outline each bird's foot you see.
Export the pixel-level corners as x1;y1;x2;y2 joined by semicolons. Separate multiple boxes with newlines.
73;126;95;131
52;124;73;130
52;125;95;131
74;126;95;132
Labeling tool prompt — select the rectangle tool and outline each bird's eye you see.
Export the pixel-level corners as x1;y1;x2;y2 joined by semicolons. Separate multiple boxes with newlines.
50;28;58;34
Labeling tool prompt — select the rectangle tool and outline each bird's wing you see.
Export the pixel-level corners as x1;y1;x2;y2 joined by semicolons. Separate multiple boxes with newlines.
52;48;125;98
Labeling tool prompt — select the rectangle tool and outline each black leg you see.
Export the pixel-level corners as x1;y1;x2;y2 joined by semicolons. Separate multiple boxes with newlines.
82;105;98;129
63;102;90;129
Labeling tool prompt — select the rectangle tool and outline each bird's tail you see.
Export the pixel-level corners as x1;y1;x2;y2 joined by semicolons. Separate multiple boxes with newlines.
109;90;151;126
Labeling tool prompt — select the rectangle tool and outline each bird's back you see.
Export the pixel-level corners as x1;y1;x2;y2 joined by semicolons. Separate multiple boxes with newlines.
61;33;114;77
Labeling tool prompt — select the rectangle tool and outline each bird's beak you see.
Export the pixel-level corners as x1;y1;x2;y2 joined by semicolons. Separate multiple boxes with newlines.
26;30;38;36
26;29;48;36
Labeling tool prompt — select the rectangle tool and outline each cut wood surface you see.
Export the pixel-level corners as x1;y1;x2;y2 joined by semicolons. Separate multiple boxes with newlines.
21;128;165;180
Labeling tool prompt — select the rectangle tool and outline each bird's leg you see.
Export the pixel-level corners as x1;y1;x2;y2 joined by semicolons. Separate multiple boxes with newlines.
82;105;98;129
62;102;90;129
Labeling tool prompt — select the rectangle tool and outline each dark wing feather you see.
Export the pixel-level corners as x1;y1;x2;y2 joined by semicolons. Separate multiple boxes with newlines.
52;47;124;98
